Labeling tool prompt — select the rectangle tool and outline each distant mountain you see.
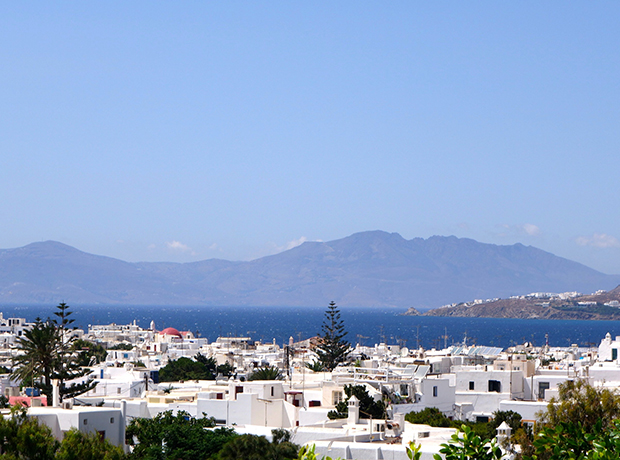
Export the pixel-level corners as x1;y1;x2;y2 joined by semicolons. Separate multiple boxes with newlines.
1;231;619;309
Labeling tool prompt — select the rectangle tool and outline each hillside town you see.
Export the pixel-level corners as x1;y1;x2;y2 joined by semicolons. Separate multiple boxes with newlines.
2;304;620;459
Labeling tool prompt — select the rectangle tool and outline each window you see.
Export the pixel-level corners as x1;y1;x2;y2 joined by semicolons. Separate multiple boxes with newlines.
333;391;344;404
83;419;88;425
539;382;550;399
469;381;475;391
400;384;409;396
110;417;114;424
432;386;438;397
488;380;501;393
476;416;489;423
270;386;274;397
613;349;618;361
117;387;121;394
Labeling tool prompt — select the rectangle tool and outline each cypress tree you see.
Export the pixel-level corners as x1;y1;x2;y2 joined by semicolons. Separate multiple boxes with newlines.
315;301;350;371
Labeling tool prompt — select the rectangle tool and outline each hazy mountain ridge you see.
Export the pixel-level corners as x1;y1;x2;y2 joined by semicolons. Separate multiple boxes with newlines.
0;231;618;308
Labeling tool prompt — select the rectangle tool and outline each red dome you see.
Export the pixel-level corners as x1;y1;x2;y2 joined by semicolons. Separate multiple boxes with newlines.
159;327;182;338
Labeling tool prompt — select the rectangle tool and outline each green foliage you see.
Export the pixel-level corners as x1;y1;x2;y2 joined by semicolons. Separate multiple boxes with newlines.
55;428;127;460
433;424;502;460
527;421;595;460
0;407;60;460
297;444;342;460
538;379;620;433
405;407;452;427
11;317;60;403
218;432;298;460
314;302;350;372
523;381;620;460
406;441;422;460
159;355;234;382
327;384;386;420
159;357;215;382
72;339;107;367
108;343;134;350
13;304;98;404
305;361;325;372
126;410;236;460
248;366;282;381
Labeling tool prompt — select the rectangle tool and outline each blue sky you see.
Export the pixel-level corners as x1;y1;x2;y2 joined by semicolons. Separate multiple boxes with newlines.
2;3;620;273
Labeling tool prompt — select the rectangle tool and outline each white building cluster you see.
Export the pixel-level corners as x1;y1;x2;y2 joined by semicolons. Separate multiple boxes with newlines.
1;314;619;459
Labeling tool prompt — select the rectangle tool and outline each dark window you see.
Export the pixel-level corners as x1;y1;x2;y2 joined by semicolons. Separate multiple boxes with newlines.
469;381;475;391
488;380;501;393
432;386;438;397
539;382;550;399
613;349;618;360
476;416;489;423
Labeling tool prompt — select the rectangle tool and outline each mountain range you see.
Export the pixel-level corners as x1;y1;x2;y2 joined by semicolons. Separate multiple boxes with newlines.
1;231;618;309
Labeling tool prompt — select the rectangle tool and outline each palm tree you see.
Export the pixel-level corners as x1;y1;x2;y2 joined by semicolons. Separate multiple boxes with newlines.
11;318;60;402
247;366;282;381
11;304;97;404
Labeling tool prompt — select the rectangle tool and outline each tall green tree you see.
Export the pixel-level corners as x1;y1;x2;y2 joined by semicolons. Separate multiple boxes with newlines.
11;304;97;404
12;317;60;403
315;302;350;371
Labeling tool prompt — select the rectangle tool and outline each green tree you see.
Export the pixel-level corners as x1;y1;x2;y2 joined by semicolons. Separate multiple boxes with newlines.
52;303;98;402
218;432;298;460
56;428;127;460
12;304;98;405
248;366;282;381
314;302;350;371
0;407;60;460
433;425;502;460
11;317;60;404
328;384;386;420
72;339;107;367
538;379;620;433
159;357;214;382
108;343;134;351
126;410;236;460
405;407;452;427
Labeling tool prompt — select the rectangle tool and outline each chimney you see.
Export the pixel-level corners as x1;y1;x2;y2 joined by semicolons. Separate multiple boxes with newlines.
52;379;60;407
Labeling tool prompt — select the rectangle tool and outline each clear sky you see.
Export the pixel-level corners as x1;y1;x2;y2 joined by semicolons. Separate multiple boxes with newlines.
1;3;619;273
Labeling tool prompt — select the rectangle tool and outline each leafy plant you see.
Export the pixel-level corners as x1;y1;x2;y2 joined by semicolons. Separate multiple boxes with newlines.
248;365;282;381
433;425;501;460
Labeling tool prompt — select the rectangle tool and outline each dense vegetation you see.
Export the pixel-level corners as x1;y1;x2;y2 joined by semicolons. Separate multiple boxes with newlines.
418;379;620;460
0;407;126;460
158;354;233;382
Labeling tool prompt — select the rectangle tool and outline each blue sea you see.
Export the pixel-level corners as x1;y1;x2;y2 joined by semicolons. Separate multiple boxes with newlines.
2;305;619;350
